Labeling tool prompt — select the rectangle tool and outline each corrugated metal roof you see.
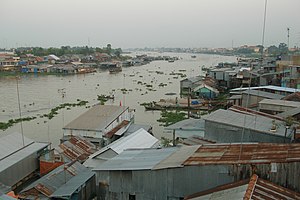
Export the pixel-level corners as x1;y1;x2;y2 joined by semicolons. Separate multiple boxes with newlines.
230;85;300;93
63;105;128;131
242;89;284;99
181;136;216;146
185;174;300;200
21;162;94;198
259;99;300;108
202;109;291;136
124;123;152;135
181;76;203;83
59;136;97;162
228;95;242;100
93;148;177;171
184;143;300;165
277;107;300;118
0;142;49;173
166;119;205;131
85;129;159;168
50;170;94;198
153;145;200;170
0;132;34;160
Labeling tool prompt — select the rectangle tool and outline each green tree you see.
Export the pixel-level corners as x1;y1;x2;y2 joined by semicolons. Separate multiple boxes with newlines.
278;43;288;55
106;44;112;54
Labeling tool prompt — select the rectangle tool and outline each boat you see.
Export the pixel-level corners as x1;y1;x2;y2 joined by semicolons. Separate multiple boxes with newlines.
109;66;122;73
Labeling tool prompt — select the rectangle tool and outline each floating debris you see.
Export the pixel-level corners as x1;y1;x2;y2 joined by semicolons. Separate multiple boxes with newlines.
165;92;176;95
0;116;37;130
159;83;167;87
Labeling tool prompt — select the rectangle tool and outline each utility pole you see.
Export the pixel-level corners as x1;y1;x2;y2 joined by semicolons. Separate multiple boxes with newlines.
16;76;25;147
287;27;290;50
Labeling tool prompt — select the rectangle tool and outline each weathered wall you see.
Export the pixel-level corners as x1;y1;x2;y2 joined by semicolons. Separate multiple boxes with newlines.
204;121;290;143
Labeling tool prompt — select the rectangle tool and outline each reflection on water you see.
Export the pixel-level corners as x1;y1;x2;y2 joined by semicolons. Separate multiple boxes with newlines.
0;52;236;147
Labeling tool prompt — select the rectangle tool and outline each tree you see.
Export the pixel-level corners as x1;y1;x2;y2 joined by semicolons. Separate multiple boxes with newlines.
278;43;288;55
267;45;278;55
106;44;112;54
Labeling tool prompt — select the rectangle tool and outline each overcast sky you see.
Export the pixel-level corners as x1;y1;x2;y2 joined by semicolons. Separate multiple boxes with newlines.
0;0;299;49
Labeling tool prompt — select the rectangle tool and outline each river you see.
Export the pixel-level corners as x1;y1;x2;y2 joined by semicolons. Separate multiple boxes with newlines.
0;52;236;147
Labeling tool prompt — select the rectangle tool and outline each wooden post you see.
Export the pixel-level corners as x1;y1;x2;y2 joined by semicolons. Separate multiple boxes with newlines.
188;87;191;119
172;130;176;146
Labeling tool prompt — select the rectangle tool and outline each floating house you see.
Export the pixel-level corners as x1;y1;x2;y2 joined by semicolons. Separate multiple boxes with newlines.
180;76;203;95
0;133;49;191
193;84;219;99
63;105;134;146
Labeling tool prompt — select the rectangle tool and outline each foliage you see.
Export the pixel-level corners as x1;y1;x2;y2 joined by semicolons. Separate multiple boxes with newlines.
157;110;187;127
284;116;295;127
0;116;36;130
160;137;173;147
15;44;123;57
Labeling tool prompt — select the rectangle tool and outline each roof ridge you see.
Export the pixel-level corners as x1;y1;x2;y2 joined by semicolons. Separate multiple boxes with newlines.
243;174;258;200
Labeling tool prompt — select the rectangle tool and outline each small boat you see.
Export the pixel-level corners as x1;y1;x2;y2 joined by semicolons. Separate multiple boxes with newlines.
109;66;122;73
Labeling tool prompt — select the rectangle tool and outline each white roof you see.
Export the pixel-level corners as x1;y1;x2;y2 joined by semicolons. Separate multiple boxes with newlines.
231;85;300;93
48;54;60;60
84;128;159;167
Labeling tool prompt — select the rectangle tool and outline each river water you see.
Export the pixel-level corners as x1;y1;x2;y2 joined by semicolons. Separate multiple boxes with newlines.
0;52;236;147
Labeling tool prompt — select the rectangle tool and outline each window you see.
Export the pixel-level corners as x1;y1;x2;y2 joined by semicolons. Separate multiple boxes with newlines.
129;194;136;200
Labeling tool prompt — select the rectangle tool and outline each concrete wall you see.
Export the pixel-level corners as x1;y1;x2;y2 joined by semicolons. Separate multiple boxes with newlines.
204;121;290;143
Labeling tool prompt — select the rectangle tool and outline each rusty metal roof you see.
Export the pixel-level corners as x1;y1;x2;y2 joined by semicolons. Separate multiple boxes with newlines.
59;136;97;162
21;161;94;198
185;174;300;200
184;143;300;165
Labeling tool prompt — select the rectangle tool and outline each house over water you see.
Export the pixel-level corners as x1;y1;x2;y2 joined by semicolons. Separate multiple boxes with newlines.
63;105;134;146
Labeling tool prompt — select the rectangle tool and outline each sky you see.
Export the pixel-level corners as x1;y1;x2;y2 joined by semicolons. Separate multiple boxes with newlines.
0;0;299;49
